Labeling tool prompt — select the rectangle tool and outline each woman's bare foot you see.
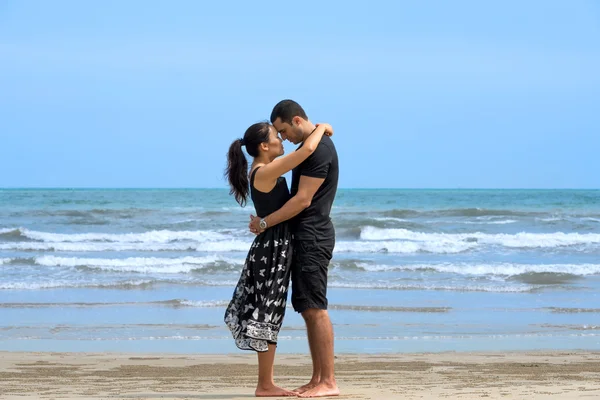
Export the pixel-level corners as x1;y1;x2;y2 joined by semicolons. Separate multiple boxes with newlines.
255;384;297;397
297;382;340;398
293;380;319;394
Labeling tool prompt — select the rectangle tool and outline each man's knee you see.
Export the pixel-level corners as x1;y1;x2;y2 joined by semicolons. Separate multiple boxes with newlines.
301;308;328;323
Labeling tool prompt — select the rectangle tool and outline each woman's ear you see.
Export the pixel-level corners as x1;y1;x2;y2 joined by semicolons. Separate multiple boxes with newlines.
259;142;269;152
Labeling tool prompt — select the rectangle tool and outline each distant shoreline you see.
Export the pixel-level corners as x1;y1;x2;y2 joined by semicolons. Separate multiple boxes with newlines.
2;187;599;190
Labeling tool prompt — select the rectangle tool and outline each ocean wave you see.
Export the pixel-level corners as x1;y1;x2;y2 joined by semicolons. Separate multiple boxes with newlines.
374;217;407;222
359;226;600;248
379;208;541;219
10;208;155;218
0;240;252;253
335;240;476;254
35;255;243;274
0;257;13;265
0;279;239;290
348;262;600;277
18;256;600;282
0;228;31;241
3;226;600;255
0;300;448;312
68;217;110;226
538;323;600;331
0;279;162;290
176;300;230;307
546;307;600;314
462;219;517;225
2;236;599;255
333;219;430;239
0;274;534;292
9;228;235;243
0;299;223;308
328;282;535;293
337;208;600;222
328;304;451;313
432;208;542;217
583;218;600;223
0;239;472;254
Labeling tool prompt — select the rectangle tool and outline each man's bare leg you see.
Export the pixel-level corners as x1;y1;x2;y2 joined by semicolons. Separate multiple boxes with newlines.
298;309;339;398
256;344;296;397
293;311;321;394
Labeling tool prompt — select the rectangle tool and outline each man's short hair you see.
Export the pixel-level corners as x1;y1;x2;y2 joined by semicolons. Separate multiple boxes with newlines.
270;100;308;124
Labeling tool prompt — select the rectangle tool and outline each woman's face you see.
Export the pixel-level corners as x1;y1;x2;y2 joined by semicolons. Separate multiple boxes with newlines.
266;125;284;158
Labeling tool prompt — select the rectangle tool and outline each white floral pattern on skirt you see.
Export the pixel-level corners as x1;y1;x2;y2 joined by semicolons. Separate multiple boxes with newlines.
224;224;293;352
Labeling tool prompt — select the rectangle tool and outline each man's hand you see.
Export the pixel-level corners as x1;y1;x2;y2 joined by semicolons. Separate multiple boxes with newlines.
249;215;263;235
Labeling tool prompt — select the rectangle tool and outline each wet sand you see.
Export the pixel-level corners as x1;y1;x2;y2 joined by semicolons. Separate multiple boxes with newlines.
1;351;599;399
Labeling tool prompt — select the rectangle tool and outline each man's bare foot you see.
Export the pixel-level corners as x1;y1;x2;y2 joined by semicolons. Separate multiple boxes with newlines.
293;381;319;394
298;382;340;398
255;384;297;397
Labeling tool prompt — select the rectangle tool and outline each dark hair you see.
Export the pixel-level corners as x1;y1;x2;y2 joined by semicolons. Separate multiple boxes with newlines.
270;99;308;124
225;122;271;207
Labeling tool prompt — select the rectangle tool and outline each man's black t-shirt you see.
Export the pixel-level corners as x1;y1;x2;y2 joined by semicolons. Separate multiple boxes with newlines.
291;135;339;241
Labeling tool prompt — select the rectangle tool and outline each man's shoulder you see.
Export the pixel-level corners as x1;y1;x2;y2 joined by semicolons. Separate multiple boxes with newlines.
319;135;335;147
315;136;336;155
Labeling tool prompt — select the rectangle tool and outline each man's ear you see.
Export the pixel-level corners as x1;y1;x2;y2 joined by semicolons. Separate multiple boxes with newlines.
292;116;302;126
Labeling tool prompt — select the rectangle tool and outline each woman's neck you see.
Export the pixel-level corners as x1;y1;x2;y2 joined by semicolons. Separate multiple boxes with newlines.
252;154;271;168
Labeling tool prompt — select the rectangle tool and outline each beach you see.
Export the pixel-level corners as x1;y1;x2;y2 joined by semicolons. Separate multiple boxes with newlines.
1;351;599;399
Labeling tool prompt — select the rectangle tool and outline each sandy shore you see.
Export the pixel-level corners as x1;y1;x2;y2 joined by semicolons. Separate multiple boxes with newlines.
1;351;599;399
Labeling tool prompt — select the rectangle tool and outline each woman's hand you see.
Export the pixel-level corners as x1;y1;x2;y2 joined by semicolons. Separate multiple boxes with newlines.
315;123;333;137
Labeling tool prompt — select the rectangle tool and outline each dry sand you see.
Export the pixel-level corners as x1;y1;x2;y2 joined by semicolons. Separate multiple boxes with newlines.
1;351;599;399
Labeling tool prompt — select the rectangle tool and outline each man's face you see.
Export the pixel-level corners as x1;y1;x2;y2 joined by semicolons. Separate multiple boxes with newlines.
272;117;304;145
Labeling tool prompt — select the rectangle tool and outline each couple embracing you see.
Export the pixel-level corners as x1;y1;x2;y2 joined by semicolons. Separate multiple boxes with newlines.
224;100;340;398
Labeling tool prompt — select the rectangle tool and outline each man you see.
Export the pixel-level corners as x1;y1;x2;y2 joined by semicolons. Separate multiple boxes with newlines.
249;99;340;398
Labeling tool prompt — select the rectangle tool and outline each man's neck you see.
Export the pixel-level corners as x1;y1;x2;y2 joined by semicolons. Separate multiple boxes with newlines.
301;121;317;142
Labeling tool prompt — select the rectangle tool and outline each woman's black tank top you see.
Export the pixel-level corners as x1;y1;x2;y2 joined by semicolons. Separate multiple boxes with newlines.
250;167;291;218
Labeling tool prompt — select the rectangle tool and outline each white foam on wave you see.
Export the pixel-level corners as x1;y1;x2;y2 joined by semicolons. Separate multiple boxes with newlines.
335;240;475;254
221;206;252;213
0;258;12;265
5;226;600;255
354;262;600;276
583;218;600;223
178;300;229;307
360;226;600;248
0;240;252;253
1;239;475;254
329;281;534;293
0;279;158;290
0;228;15;234
171;219;199;224
463;220;517;225
0;278;241;290
374;217;407;222
35;255;244;274
17;228;236;243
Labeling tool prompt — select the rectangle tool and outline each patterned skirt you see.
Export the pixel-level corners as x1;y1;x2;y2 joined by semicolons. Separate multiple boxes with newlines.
224;223;293;352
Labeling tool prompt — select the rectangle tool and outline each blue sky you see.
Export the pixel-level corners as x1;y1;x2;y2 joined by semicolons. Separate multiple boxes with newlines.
1;1;599;188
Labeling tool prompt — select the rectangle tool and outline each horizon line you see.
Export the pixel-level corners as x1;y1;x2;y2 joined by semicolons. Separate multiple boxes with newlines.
1;187;599;191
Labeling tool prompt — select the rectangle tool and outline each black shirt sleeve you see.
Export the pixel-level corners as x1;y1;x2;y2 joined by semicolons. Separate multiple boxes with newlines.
300;142;332;179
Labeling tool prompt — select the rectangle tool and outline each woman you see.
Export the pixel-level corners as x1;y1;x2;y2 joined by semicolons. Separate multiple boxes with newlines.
224;121;333;397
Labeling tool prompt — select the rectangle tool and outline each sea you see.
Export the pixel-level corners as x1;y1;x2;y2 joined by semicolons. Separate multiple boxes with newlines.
1;189;599;354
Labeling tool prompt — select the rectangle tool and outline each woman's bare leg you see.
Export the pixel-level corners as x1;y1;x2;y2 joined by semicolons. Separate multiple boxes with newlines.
255;343;296;397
